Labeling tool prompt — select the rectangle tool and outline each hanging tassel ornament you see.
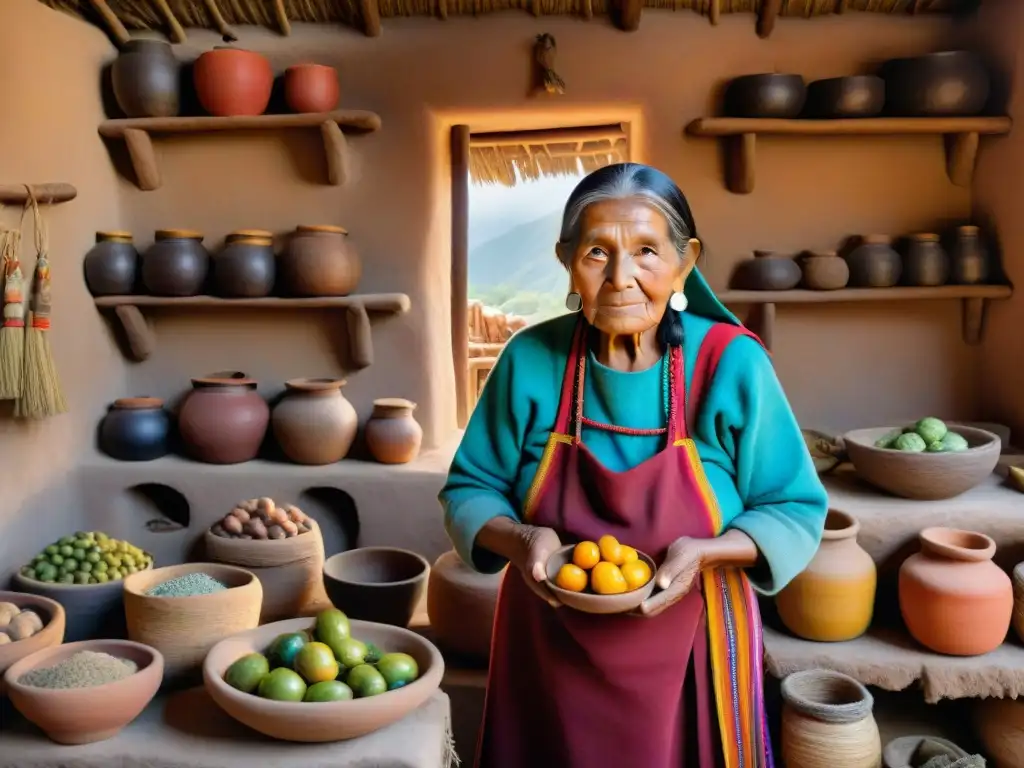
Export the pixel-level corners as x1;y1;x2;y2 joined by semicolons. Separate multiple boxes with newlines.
15;189;66;419
0;212;26;400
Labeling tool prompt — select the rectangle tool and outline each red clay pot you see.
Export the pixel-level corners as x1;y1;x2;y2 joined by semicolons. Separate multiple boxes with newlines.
178;372;269;464
284;64;339;114
193;47;273;117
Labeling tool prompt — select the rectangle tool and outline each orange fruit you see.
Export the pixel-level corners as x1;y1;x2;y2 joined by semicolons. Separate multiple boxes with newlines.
620;546;639;564
590;561;628;595
555;564;588;592
598;535;624;566
572;541;601;570
620;559;652;591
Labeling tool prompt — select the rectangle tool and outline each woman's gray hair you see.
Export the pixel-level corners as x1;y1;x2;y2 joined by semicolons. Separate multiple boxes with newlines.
556;163;695;267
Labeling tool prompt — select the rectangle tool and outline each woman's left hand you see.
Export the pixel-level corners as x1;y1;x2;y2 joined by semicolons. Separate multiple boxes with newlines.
639;536;705;617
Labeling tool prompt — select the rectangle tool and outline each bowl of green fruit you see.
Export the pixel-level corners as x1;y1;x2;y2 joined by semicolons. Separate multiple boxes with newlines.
844;418;1001;500
203;608;444;742
13;532;154;643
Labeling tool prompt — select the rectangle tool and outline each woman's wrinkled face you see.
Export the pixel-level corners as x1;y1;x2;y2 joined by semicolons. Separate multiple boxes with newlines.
566;198;695;338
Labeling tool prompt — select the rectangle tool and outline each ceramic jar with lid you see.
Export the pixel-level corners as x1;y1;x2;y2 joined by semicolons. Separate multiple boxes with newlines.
98;397;171;461
193;47;273;117
800;251;849;291
284;64;340;114
845;235;902;288
899;527;1012;656
178;372;269;464
950;225;990;285
281;225;362;297
84;231;139;296
902;233;949;287
142;230;210;296
271;378;358;465
214;230;276;298
731;250;802;291
111;39;180;118
366;398;423;464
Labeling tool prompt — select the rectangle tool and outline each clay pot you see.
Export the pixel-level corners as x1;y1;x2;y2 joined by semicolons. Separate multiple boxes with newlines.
881;51;990;117
111;39;180;118
98;397;171;462
804;75;885;119
427;551;502;661
801;251;850;291
271;378;357;465
899;527;1012;656
178;372;269;464
365;398;423;464
281;225;361;296
322;548;430;628
776;510;876;642
284;64;340;114
193;47;273;117
882;736;970;768
902;233;949;287
781;670;881;768
845;235;902;288
973;697;1024;768
142;229;209;296
723;74;807;118
950;225;990;285
731;250;802;291
1013;563;1024;644
214;230;276;298
83;231;139;296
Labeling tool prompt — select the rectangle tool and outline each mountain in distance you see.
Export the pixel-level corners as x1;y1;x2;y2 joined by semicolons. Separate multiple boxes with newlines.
468;210;567;294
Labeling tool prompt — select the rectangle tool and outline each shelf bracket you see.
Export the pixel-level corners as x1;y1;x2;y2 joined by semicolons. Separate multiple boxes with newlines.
113;305;155;362
321;121;349;186
945;132;980;187
962;297;987;345
724;133;756;194
745;302;776;351
346;302;373;369
124;128;161;191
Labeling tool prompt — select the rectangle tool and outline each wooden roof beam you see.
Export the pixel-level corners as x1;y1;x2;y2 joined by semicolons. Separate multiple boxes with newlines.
616;0;643;31
87;0;129;46
360;0;382;36
757;0;782;37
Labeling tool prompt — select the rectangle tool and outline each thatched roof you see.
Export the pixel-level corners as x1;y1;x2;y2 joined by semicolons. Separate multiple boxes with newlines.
40;0;972;44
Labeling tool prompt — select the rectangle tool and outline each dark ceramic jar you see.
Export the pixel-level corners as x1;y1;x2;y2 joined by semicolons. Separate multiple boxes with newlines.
800;251;849;291
281;225;362;296
845;235;902;288
178;372;269;464
881;51;990;117
723;74;807;118
284;64;340;114
903;233;949;287
731;250;802;291
804;76;885;119
84;231;139;296
142;229;210;296
111;39;180;118
214;230;276;298
951;225;990;285
98;397;171;461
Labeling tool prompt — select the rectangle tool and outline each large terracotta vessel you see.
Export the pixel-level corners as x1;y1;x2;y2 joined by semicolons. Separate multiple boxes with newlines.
281;225;361;296
365;398;423;464
178;372;269;464
111;39;180;118
776;510;876;642
427;551;502;661
193;47;273;117
271;378;357;464
899;527;1012;656
284;64;340;113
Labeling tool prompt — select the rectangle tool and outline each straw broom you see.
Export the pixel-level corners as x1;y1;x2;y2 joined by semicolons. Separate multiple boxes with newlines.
15;189;66;419
0;208;26;400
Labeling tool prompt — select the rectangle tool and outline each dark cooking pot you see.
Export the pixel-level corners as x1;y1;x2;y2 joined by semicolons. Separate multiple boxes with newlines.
805;76;885;118
723;74;807;119
881;51;990;117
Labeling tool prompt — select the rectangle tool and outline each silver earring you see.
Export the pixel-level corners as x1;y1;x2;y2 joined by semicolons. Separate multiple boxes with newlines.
565;292;583;312
669;291;688;312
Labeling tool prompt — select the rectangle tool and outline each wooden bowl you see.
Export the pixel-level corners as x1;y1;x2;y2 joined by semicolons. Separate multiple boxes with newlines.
322;547;429;628
203;617;444;742
545;545;658;614
123;563;262;686
723;73;807;118
4;639;163;744
804;75;885;118
0;591;65;696
843;426;1001;500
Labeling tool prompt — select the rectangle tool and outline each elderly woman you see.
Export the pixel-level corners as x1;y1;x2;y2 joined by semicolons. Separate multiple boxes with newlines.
440;163;828;768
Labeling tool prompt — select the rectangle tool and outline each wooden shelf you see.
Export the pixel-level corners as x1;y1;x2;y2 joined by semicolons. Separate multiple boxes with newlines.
685;116;1012;193
716;284;1013;349
93;293;410;365
0;183;77;204
98;110;382;191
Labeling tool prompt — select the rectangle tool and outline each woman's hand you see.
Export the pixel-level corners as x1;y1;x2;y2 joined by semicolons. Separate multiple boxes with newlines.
476;517;563;608
639;537;705;617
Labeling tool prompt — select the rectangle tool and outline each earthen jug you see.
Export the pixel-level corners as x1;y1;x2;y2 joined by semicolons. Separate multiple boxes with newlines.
902;233;949;287
84;231;139;296
284;64;340;114
178;372;269;464
111;39;180;118
899;527;1012;656
271;378;357;465
950;225;990;285
800;251;849;291
193;47;273;117
281;225;362;296
845;235;902;288
365;398;423;464
776;510;876;642
214;230;276;298
98;397;171;462
427;550;503;661
731;250;801;291
142;230;209;296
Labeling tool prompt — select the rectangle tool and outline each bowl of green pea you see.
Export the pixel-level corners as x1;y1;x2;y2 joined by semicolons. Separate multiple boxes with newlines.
13;531;153;643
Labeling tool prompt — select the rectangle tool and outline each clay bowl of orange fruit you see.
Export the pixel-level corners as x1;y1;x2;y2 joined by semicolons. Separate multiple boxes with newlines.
546;535;657;614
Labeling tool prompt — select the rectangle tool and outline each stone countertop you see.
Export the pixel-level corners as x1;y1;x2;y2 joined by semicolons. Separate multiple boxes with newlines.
0;687;452;768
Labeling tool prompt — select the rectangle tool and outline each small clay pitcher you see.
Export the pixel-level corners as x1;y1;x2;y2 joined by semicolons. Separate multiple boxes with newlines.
731;250;802;291
214;230;276;298
142;229;210;296
800;251;849;291
284;64;340;114
950;225;990;285
98;397;172;462
776;510;876;642
111;38;180;118
365;398;423;464
271;378;358;465
84;231;139;296
845;235;902;288
899;527;1012;656
178;372;269;464
281;225;362;296
902;233;949;287
193;47;273;117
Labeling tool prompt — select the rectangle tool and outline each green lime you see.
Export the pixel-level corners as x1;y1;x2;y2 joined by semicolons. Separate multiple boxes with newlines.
376;653;420;690
364;642;382;665
346;664;387;698
333;637;368;669
267;632;307;669
314;609;351;653
293;642;339;684
303;680;354;703
257;668;307;702
225;653;270;694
